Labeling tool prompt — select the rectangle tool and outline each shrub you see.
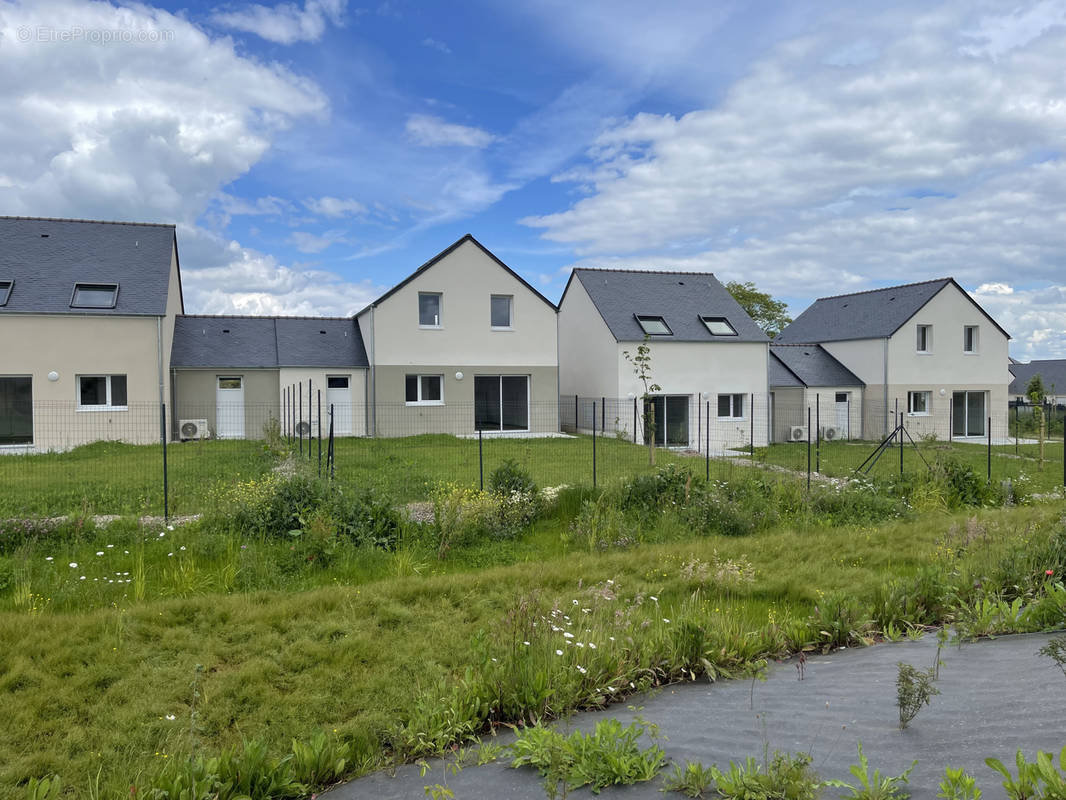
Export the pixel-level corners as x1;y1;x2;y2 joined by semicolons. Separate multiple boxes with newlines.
709;752;823;800
488;459;537;497
616;464;693;514
509;718;665;795
569;495;638;551
932;457;1005;508
429;483;539;558
896;662;939;730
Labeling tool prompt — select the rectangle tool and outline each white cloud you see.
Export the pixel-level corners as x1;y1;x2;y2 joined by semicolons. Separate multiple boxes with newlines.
977;282;1014;296
523;1;1066;358
211;0;347;45
422;37;451;54
405;114;495;148
959;1;1066;59
972;284;1066;360
287;229;347;253
303;195;366;217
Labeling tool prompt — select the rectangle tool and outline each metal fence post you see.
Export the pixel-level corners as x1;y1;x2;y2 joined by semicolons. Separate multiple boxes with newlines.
806;406;811;492
705;400;710;481
750;392;754;460
592;401;597;489
601;396;606;435
328;403;335;480
299;388;303;456
815;393;820;473
308;379;313;461
160;401;169;523
574;394;579;432
317;389;322;478
697;392;702;453
987;416;992;483
899;411;904;477
478;428;484;490
633;397;637;444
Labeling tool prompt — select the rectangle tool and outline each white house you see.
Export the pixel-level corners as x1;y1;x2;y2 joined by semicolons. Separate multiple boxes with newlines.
777;278;1010;440
768;344;865;442
557;268;770;450
355;235;559;436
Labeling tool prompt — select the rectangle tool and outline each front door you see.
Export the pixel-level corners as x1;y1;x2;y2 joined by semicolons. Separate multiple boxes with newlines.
952;391;986;437
216;376;244;439
326;376;352;436
644;395;690;447
835;392;850;438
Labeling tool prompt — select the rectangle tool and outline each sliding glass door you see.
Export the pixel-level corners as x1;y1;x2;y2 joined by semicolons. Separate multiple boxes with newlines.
952;391;986;437
0;376;32;445
643;395;690;446
474;375;529;431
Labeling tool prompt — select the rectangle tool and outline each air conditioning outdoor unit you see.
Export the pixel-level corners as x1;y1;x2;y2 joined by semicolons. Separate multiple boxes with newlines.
295;420;311;436
789;425;808;442
822;426;842;441
179;419;209;440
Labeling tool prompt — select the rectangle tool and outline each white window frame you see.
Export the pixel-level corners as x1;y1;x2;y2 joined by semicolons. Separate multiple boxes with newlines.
963;325;979;354
916;324;932;354
405;373;444;406
716;392;746;420
490;294;513;330
418;292;442;328
76;374;128;411
907;390;931;416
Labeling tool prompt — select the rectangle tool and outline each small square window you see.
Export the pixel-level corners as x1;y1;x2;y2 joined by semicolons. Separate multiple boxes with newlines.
916;324;932;353
717;393;744;419
0;280;12;306
908;391;931;415
964;326;978;353
491;295;512;328
71;283;119;309
701;316;738;336
405;374;443;404
419;292;442;327
635;315;672;336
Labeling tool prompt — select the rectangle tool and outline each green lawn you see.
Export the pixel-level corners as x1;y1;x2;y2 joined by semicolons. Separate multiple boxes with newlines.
2;501;1061;800
0;435;714;517
753;436;1066;495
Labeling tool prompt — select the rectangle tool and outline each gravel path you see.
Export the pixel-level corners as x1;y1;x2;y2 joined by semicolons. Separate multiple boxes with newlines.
333;631;1066;799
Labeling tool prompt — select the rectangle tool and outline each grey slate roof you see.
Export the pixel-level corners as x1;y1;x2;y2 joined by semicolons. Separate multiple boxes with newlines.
568;268;769;343
778;279;954;343
0;216;177;315
1008;360;1066;396
769;344;864;388
171;316;368;369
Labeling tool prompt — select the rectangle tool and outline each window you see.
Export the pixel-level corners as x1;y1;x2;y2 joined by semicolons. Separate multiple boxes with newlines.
475;375;529;431
964;325;978;353
916;324;932;353
77;374;127;409
635;315;672;335
0;376;32;445
908;391;931;415
0;280;12;306
71;283;119;309
717;393;745;419
327;376;349;389
418;292;442;327
490;295;513;329
405;374;443;404
700;316;738;336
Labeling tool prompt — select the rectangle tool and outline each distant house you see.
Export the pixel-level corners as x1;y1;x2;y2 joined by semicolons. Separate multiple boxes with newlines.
170;316;368;440
355;235;559;436
1008;360;1066;405
768;344;864;442
777;278;1010;440
0;216;182;451
557;268;769;450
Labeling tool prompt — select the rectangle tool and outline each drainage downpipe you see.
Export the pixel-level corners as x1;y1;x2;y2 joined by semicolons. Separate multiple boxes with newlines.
157;316;166;439
883;337;890;437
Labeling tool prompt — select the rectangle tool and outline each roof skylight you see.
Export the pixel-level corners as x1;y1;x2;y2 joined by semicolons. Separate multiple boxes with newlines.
635;315;672;335
701;316;738;336
70;283;119;309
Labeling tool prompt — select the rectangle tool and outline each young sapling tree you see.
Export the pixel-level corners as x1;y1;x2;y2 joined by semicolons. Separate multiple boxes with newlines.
623;334;662;465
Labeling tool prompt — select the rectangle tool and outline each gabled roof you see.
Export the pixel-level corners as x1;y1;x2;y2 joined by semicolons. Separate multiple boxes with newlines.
171;316;368;369
357;234;556;315
0;216;177;316
777;278;1010;343
769;344;864;388
563;268;769;343
1008;359;1066;396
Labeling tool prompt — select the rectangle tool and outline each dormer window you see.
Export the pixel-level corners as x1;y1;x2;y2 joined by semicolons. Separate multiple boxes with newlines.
71;282;119;309
419;292;442;327
0;280;11;306
701;316;737;336
635;315;672;335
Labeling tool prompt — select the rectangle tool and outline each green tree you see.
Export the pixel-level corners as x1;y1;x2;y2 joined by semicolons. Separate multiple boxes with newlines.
1027;374;1047;469
725;281;792;339
623;335;661;465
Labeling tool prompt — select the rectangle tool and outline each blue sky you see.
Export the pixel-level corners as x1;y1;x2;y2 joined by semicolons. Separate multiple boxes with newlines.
2;0;1066;358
